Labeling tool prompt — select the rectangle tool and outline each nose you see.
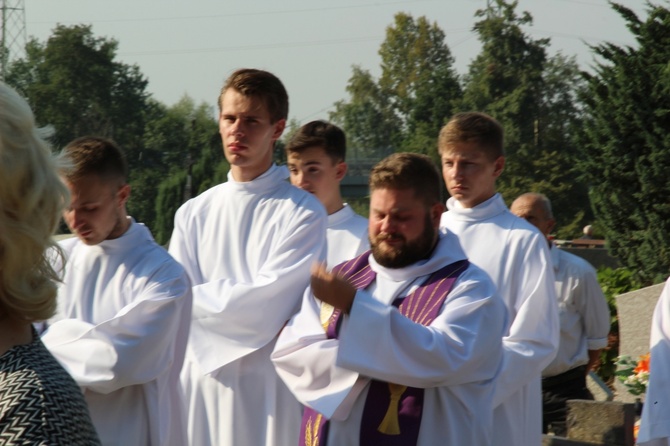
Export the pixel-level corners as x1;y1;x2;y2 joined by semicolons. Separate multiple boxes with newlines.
68;209;85;230
449;162;464;179
229;119;243;137
380;215;396;234
295;171;309;188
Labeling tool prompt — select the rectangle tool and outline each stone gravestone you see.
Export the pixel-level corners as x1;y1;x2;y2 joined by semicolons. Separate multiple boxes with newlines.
614;283;664;403
543;400;636;446
566;400;635;446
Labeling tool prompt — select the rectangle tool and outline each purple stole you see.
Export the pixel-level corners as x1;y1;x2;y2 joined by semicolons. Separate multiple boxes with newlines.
300;251;469;446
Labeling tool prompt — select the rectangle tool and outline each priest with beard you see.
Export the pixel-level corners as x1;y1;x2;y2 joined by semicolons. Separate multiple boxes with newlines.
272;152;507;446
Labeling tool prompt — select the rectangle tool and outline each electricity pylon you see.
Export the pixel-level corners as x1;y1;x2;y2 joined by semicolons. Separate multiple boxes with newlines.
1;0;26;81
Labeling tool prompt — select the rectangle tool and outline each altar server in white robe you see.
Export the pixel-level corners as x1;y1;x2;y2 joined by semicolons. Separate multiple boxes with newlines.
638;281;670;446
273;153;506;446
168;68;327;446
286;120;369;267
42;136;192;446
438;112;559;446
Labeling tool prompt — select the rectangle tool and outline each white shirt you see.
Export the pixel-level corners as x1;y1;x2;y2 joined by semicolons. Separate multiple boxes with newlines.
441;193;559;446
327;204;369;267
272;233;507;446
543;246;610;377
168;164;327;446
637;278;670;446
43;219;192;446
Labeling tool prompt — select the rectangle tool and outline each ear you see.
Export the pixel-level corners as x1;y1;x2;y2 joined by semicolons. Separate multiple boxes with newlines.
493;155;505;178
272;118;286;140
547;218;556;235
335;161;347;181
117;183;131;207
430;202;446;228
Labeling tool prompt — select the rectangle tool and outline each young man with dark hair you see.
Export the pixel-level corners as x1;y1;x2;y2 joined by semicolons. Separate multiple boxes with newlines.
286;120;368;267
273;152;506;445
42;136;192;446
169;68;327;446
439;112;559;446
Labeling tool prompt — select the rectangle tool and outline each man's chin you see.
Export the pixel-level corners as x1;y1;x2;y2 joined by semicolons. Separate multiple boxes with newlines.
74;232;101;245
372;247;410;269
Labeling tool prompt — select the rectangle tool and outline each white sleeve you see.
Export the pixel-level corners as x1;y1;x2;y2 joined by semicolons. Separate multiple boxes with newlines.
175;206;327;375
272;288;362;419
493;233;560;407
575;264;610;350
272;265;506;417
168;202;204;285
637;280;670;445
42;264;191;394
338;266;505;388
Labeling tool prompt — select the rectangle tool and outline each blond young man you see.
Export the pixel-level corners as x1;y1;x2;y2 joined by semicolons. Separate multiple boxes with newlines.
439;112;559;446
286;120;368;267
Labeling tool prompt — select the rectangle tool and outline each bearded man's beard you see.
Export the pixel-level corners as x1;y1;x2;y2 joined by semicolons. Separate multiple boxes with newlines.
370;212;437;268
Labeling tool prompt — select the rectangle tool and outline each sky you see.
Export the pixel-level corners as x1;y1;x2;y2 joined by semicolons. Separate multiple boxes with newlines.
19;0;651;125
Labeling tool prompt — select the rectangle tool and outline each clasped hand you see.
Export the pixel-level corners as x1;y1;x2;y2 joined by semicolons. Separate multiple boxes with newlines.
310;263;356;314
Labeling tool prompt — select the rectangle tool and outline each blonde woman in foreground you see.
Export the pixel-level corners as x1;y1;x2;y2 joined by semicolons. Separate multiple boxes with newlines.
0;82;100;445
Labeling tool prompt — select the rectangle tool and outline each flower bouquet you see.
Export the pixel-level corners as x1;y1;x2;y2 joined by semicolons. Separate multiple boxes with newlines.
615;353;649;444
615;353;650;396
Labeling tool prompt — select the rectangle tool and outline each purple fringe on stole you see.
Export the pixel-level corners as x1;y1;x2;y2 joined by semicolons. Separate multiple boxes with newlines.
299;252;468;446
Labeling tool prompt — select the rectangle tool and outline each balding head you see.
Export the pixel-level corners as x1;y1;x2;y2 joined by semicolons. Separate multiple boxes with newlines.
510;192;555;239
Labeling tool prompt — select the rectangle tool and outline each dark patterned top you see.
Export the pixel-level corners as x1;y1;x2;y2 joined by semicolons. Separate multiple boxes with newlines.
0;329;100;445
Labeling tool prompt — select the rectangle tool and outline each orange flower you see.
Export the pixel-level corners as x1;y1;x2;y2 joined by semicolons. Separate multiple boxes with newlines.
634;353;650;374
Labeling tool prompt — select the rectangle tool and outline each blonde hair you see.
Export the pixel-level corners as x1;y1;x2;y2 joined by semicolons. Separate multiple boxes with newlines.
438;112;504;160
0;82;69;323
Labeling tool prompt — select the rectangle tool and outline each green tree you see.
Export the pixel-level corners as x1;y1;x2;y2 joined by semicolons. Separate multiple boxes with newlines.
331;12;461;161
5;25;148;154
151;99;225;245
577;2;670;284
458;0;589;238
330;66;398;156
4;25;224;241
378;14;461;142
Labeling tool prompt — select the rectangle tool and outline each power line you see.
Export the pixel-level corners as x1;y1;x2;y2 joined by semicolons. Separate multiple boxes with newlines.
118;35;384;57
28;0;442;25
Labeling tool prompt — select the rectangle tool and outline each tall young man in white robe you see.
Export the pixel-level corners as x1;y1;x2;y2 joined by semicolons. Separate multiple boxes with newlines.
168;68;327;446
511;192;610;437
42;136;192;446
272;153;507;446
438;112;560;446
638;281;670;446
286;120;369;267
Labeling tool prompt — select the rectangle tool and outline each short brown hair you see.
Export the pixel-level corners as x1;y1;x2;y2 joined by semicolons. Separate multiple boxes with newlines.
218;68;288;123
285;120;346;163
59;136;128;184
438;112;504;160
369;152;442;206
